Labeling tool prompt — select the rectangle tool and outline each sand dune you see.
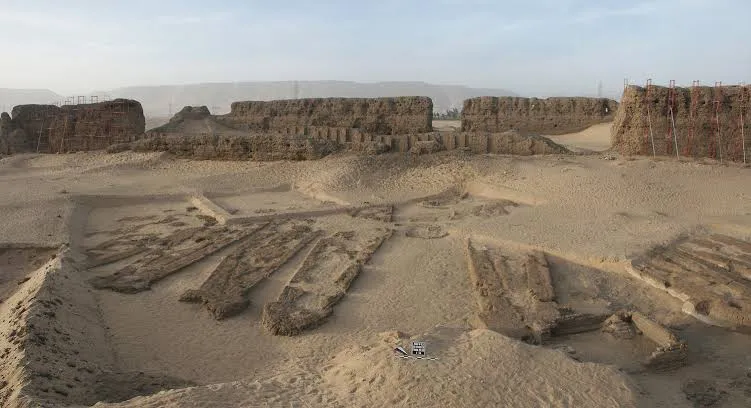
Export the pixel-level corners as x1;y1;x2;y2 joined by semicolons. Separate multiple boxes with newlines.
546;122;613;153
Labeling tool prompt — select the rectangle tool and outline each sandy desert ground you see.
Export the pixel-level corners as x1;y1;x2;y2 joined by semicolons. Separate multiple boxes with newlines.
545;123;613;153
1;126;750;407
431;120;461;132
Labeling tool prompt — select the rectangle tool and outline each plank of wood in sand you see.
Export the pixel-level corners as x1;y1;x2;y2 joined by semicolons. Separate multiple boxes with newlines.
690;238;724;252
86;233;162;266
646;259;751;325
348;205;394;223
687;238;751;261
731;263;751;282
87;245;149;268
627;261;708;302
630;259;674;285
681;246;731;268
179;221;319;319
89;225;265;293
524;251;555;302
692;239;751;266
707;234;751;254
464;240;528;338
552;310;610;336
669;248;751;294
631;312;680;347
680;241;751;281
261;228;393;335
190;195;233;225
491;254;514;292
649;255;744;299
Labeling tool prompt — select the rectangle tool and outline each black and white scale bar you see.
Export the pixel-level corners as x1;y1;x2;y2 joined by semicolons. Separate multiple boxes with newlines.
394;355;439;361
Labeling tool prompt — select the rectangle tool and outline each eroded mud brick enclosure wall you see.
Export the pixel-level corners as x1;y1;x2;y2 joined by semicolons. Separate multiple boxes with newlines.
461;96;618;135
611;85;750;161
10;99;145;153
116;95;582;159
133;127;569;160
0;112;29;154
132;132;340;161
216;97;433;134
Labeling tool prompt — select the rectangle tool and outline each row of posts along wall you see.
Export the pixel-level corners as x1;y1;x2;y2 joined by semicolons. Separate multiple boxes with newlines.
9;99;145;153
461;96;619;135
215;97;433;135
611;85;750;162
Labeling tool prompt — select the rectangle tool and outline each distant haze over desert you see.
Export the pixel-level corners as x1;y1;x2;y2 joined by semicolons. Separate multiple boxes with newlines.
2;81;522;118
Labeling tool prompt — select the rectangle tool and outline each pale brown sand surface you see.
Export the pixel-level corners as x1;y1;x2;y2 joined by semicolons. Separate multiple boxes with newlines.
546;122;613;153
0;147;750;407
432;120;461;132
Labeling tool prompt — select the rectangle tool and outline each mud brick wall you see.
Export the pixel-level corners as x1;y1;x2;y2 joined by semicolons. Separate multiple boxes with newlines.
11;99;145;153
611;85;750;161
130;132;339;161
283;128;568;155
123;127;569;159
396;131;568;155
461;96;618;135
216;97;433;135
0;112;29;154
282;127;568;155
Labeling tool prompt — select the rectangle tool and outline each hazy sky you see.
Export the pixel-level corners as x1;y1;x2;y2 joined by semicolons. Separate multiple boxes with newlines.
1;0;748;97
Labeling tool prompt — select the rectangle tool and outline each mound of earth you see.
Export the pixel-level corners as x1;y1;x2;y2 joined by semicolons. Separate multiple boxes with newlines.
149;106;213;133
119;132;340;161
146;106;242;136
322;328;642;407
98;328;644;407
0;248;192;408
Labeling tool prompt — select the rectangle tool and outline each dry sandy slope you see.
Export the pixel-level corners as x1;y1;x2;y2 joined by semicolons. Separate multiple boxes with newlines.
1;146;750;407
99;328;641;408
545;122;613;153
432;120;461;132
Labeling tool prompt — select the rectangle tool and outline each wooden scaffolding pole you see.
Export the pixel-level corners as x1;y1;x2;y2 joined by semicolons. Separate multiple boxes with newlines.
712;82;723;163
667;80;679;159
645;79;656;157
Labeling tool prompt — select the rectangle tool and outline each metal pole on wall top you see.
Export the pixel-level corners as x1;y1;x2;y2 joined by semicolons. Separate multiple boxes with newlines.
741;82;748;164
645;79;656;157
686;80;700;158
668;80;679;159
713;81;723;164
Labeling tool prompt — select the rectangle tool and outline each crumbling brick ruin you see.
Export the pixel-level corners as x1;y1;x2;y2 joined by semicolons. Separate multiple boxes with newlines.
461;96;618;135
0;112;28;155
602;311;688;372
152;106;212;133
120;127;569;160
9;99;145;153
611;85;750;162
119;94;571;160
272;127;568;156
215;97;433;134
124;132;340;161
107;95;577;160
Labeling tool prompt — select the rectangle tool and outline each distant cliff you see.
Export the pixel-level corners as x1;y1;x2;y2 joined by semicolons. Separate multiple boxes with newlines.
0;88;63;114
